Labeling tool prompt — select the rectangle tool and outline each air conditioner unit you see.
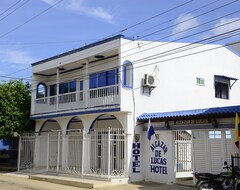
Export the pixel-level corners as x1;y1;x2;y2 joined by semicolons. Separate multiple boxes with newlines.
143;74;156;87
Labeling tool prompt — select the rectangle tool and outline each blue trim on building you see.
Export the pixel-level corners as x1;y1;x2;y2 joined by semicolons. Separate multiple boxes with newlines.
32;35;127;66
39;119;58;132
122;60;133;89
36;82;48;98
137;105;240;121
31;108;121;120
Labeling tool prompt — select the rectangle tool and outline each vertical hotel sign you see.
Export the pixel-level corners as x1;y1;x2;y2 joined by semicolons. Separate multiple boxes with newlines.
132;134;140;173
150;139;168;174
147;119;168;175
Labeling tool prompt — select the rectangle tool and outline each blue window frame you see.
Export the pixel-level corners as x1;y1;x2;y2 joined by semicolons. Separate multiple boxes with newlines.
122;60;133;88
80;80;83;91
59;80;76;94
98;71;107;87
50;84;56;96
69;81;76;92
90;73;97;89
107;69;118;86
36;83;47;98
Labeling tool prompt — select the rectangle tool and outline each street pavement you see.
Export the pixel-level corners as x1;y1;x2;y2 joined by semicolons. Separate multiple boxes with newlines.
0;174;196;190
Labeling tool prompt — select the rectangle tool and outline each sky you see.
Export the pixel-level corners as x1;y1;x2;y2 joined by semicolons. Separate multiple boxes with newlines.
0;0;240;82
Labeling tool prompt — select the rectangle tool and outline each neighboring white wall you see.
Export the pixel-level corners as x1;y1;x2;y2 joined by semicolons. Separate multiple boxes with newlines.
120;38;240;117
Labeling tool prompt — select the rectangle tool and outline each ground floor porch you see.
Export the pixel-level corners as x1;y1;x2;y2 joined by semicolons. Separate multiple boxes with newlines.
18;105;240;185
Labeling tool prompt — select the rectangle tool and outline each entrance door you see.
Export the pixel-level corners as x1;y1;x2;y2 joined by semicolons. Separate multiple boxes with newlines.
175;131;192;178
192;130;234;174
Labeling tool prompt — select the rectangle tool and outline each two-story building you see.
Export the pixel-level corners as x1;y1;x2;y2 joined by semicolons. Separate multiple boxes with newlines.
18;35;240;184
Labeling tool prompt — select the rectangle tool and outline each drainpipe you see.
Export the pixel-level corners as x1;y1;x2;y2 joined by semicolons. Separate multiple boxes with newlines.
85;59;89;107
56;68;59;111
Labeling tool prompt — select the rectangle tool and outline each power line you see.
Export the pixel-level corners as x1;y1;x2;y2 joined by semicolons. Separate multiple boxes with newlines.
130;0;221;38
3;0;239;83
35;0;238;74
0;0;30;22
5;66;31;77
0;0;23;17
0;0;216;46
0;0;64;39
1;0;194;77
29;27;240;92
108;0;193;37
29;6;240;85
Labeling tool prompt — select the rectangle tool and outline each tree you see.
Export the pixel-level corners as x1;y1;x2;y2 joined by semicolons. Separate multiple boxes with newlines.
0;80;34;139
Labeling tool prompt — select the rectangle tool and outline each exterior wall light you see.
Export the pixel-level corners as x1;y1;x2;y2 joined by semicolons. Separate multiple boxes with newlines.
211;118;218;128
95;55;105;59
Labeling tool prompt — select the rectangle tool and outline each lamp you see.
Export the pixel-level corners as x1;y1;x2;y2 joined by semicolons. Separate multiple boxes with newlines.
59;67;66;71
212;119;218;128
95;55;105;59
165;121;170;129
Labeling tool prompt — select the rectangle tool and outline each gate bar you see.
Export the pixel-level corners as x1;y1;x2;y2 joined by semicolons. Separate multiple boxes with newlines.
46;133;50;171
17;136;21;172
57;131;60;173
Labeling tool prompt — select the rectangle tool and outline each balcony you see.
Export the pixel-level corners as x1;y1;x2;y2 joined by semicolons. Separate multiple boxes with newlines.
34;84;120;114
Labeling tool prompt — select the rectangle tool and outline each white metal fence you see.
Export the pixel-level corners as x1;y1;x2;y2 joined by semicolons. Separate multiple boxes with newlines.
175;131;192;173
18;128;127;178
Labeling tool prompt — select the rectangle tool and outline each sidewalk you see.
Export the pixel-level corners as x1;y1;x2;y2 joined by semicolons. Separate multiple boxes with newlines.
0;172;197;190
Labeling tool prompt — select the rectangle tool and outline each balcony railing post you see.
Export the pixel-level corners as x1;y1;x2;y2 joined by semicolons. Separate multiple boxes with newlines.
108;128;111;178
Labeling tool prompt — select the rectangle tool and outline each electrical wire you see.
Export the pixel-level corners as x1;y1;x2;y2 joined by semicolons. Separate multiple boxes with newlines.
0;0;30;22
0;0;64;38
29;27;240;92
0;0;23;17
29;9;240;87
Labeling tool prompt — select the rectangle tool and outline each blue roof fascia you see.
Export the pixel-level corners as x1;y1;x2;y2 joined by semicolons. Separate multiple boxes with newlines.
137;105;240;121
32;34;127;67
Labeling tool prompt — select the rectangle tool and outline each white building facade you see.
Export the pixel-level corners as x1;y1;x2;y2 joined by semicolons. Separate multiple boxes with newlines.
19;35;240;184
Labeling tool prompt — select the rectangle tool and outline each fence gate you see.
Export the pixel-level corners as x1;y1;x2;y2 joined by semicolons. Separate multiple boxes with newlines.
175;130;192;177
18;133;35;171
47;131;62;173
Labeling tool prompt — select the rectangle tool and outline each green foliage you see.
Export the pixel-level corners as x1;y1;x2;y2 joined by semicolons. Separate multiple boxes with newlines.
0;80;34;139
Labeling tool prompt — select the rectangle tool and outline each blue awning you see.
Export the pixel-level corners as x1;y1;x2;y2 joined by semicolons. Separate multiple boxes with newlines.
137;105;240;121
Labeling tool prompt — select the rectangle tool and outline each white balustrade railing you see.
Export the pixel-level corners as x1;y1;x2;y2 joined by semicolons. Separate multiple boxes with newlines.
34;85;119;114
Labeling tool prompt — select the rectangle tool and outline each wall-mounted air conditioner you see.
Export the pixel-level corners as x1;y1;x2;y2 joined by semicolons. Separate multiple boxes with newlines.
143;74;156;87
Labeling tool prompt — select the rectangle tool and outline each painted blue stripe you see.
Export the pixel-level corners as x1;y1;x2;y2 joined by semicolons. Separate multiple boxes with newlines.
31;107;121;120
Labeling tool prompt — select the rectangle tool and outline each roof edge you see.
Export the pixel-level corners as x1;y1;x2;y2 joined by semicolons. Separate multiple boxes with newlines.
137;105;240;121
32;34;128;67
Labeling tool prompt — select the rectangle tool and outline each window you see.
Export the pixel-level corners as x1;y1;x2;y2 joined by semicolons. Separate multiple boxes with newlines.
59;80;76;94
80;80;83;91
192;131;205;139
209;131;221;139
225;131;231;139
214;76;230;99
196;77;205;86
122;60;133;88
50;84;56;96
69;81;76;92
36;83;47;98
89;69;118;89
59;80;77;104
79;80;83;101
